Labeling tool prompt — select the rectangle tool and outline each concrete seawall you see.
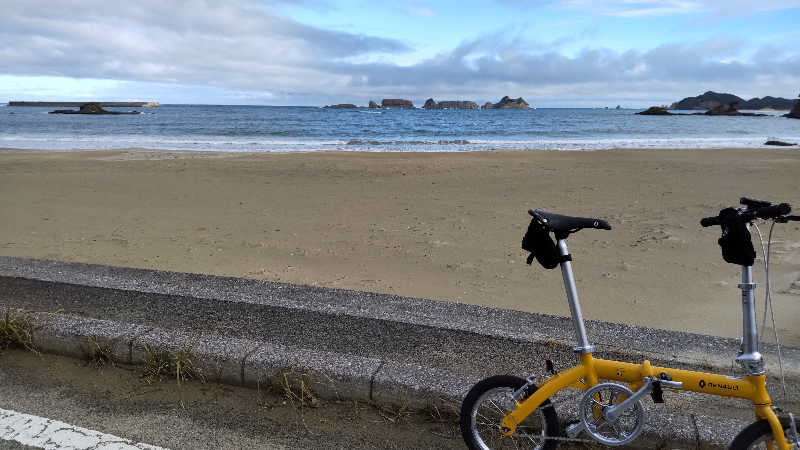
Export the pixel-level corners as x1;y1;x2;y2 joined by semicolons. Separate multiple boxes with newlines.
1;256;798;448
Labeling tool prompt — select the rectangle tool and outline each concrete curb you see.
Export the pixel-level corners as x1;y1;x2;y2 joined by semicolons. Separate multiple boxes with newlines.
3;257;800;448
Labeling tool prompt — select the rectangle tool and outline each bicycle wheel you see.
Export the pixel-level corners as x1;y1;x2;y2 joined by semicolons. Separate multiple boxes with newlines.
729;415;800;449
460;375;559;450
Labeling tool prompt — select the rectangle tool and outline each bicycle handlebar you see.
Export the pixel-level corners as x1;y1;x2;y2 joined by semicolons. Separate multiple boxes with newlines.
754;202;791;219
739;196;772;209
700;199;792;227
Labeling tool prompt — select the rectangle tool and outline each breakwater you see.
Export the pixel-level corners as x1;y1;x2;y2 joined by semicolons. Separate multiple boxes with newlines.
8;101;159;107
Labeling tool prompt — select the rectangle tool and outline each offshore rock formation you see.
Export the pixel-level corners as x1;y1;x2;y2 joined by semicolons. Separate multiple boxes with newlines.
422;98;479;110
764;140;797;146
381;99;414;109
636;106;673;115
636;103;766;117
699;103;766;116
368;100;381;108
784;97;800;119
704;103;739;115
481;96;530;109
325;104;357;109
48;103;140;115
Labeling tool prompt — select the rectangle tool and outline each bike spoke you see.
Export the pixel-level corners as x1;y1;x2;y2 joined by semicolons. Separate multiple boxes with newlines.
488;399;507;416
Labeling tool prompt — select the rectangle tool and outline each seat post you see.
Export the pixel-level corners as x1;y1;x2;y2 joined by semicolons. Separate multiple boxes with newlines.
556;239;594;353
736;265;764;374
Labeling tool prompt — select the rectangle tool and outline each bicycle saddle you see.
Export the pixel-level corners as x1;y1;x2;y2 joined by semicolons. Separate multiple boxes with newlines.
529;209;612;233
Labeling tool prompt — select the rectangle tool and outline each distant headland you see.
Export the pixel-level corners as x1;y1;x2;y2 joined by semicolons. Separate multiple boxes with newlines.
669;92;794;110
8;101;160;107
638;91;800;119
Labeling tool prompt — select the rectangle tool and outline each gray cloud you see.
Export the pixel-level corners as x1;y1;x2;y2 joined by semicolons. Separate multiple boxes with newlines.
332;35;795;88
1;1;798;106
0;0;409;87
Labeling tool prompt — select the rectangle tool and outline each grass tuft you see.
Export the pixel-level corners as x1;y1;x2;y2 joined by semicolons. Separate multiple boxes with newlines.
141;345;171;384
173;348;205;409
374;402;414;424
140;345;205;408
0;310;38;354
173;348;205;385
277;369;320;410
86;336;115;369
420;399;460;425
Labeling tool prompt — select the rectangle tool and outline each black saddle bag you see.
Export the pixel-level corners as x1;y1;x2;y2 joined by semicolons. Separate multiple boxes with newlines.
717;207;756;266
521;218;561;269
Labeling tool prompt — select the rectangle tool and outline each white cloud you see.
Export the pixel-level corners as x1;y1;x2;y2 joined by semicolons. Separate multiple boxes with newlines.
1;1;798;105
553;0;800;16
0;1;410;84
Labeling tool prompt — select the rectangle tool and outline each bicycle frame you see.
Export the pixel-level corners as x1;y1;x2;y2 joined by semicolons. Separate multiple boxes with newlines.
500;237;790;448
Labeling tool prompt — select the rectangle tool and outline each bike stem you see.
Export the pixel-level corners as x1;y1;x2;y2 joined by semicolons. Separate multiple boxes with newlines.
557;239;594;354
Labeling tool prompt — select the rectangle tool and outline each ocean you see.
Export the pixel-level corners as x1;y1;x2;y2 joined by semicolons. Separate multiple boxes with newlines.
1;104;798;152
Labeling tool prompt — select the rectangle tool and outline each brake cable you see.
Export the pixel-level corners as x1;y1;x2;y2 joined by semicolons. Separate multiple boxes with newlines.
752;220;788;401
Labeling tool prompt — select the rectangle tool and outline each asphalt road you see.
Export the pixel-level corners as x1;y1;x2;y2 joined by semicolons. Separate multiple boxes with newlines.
0;349;463;450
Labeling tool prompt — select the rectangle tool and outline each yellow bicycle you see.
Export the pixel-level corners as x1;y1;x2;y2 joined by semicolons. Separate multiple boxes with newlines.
460;197;799;449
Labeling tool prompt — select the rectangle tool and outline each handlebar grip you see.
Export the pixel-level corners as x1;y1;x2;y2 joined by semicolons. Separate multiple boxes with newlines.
755;203;791;219
700;216;720;227
740;196;772;209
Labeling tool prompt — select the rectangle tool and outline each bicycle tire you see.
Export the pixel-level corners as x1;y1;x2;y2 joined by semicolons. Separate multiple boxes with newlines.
460;375;559;450
729;415;800;449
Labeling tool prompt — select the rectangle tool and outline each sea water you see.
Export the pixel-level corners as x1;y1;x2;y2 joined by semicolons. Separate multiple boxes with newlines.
1;104;798;152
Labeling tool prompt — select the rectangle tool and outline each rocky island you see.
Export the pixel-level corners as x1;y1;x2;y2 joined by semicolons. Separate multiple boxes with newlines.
784;96;800;119
422;98;479;110
381;99;414;109
638;103;767;117
636;106;672;115
481;96;530;109
48;103;141;115
700;103;766;116
322;96;531;110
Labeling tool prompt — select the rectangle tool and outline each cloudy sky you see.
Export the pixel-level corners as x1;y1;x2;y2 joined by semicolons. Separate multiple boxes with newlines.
1;0;799;107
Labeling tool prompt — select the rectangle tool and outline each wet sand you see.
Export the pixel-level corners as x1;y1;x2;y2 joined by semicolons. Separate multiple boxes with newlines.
1;148;798;345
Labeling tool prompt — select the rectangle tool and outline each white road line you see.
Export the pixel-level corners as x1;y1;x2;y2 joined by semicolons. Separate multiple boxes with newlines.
0;408;168;450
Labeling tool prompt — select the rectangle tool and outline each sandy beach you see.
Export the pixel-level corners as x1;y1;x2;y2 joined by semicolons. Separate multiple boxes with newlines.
1;148;798;345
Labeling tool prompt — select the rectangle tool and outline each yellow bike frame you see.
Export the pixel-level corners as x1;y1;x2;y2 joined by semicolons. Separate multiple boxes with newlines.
500;353;789;448
498;215;793;448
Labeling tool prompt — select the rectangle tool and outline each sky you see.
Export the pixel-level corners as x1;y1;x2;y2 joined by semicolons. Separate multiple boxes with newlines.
1;0;799;107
